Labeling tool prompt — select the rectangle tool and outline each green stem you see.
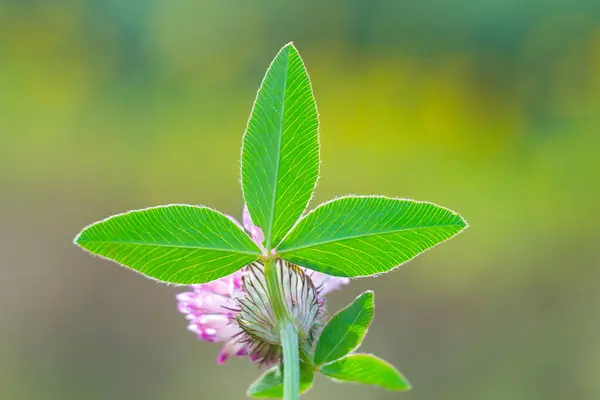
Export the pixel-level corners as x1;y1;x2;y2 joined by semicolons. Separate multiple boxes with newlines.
263;258;288;321
280;322;300;400
263;258;300;400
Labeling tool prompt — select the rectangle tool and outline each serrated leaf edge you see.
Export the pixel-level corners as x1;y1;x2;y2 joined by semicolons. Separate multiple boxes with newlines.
239;42;322;250
73;203;261;286
277;194;468;278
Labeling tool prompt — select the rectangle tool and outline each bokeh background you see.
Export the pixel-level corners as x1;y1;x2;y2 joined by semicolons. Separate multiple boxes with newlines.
2;1;600;399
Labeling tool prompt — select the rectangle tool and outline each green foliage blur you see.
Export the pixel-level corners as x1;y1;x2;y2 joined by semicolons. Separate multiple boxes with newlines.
1;1;599;399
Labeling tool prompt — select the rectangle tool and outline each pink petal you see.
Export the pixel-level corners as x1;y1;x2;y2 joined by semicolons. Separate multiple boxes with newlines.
193;276;234;297
306;270;350;296
188;315;241;342
177;291;237;315
243;204;265;246
242;204;255;233
217;340;249;364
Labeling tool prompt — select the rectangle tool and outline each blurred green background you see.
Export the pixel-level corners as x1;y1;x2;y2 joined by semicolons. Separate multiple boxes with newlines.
2;1;600;399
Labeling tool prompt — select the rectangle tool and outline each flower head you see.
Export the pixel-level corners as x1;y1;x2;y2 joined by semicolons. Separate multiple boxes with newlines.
176;206;349;364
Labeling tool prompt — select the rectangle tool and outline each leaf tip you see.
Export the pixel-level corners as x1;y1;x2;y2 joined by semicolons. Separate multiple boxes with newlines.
281;41;302;58
72;226;89;248
394;378;412;392
461;215;470;230
357;290;375;305
72;232;81;246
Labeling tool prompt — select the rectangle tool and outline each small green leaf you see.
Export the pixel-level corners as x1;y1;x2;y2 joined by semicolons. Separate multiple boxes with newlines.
241;43;320;251
314;291;374;366
320;354;411;391
74;205;261;284
278;196;468;277
247;361;314;398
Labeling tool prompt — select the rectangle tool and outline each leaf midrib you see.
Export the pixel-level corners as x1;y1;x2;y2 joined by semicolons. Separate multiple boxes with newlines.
278;222;464;254
77;239;260;256
265;47;290;251
317;303;370;365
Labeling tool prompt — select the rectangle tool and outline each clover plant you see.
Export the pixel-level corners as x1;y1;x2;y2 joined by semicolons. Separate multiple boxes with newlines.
74;43;468;399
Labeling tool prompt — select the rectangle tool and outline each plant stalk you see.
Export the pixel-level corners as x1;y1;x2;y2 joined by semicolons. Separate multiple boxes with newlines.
263;258;288;321
280;322;300;400
263;258;300;400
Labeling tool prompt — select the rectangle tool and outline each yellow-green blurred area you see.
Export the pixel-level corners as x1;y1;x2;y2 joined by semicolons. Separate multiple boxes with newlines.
2;0;600;399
